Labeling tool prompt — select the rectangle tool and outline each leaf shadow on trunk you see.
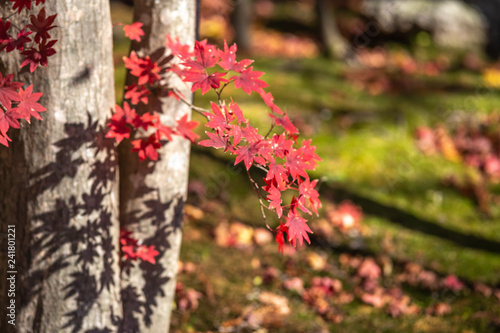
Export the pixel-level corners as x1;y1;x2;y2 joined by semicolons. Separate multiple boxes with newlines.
119;157;185;332
18;113;121;333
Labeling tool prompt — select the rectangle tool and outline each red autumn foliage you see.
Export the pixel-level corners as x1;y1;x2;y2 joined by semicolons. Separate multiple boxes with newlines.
0;1;57;146
107;33;322;253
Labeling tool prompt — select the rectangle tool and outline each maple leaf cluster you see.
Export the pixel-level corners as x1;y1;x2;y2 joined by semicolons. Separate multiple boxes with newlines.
0;1;57;146
108;28;322;251
120;228;159;264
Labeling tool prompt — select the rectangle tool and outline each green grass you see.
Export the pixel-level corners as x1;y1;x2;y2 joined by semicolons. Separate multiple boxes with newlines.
190;55;500;281
179;55;500;331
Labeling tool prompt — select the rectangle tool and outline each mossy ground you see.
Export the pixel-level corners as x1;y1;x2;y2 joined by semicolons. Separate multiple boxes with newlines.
179;56;500;332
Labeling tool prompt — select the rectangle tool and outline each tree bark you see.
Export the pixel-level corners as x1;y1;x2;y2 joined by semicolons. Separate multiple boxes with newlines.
0;1;121;332
119;1;196;332
231;0;252;53
316;0;349;59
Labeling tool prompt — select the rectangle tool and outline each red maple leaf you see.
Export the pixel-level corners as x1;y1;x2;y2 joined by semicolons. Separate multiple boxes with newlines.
258;89;282;114
120;228;138;247
298;178;321;215
284;148;309;180
117;102;141;126
21;39;57;72
203;102;232;131
275;223;288;254
183;70;227;95
266;161;288;188
106;103;143;143
138;112;158;131
0;73;22;107
223;124;240;146
270;133;293;159
153;122;176;142
0;132;11;147
228;99;245;124
136;245;159;264
267;185;283;218
0;107;20;137
124;83;150;105
0;19;11;45
240;124;263;144
232;67;268;95
10;0;32;13
299;139;321;169
5;29;31;52
123;52;161;85
106;118;130;144
285;211;312;247
165;34;193;60
217;40;253;72
0;109;19;146
131;135;162;161
123;22;144;42
270;113;298;135
199;130;229;150
27;7;57;44
121;245;137;260
234;141;266;170
13;85;46;122
176;114;199;142
193;40;218;68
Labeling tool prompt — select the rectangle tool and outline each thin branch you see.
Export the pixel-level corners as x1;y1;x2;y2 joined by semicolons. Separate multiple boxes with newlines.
173;88;210;119
264;123;275;139
218;81;232;96
254;164;269;174
245;168;270;222
2;12;18;21
0;101;8;113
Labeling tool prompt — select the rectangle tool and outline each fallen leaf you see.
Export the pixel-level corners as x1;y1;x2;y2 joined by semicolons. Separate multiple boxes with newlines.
442;275;465;292
253;228;273;245
283;277;304;294
426;302;451;316
306;252;327;271
358;258;381;280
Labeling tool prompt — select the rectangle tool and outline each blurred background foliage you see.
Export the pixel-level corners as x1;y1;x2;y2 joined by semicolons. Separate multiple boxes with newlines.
111;0;500;332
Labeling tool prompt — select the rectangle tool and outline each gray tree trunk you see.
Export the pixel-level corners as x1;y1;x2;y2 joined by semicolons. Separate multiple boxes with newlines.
231;0;252;53
119;1;196;332
316;0;348;59
0;1;121;332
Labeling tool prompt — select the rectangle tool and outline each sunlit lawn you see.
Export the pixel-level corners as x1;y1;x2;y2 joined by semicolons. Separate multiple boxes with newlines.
183;55;500;332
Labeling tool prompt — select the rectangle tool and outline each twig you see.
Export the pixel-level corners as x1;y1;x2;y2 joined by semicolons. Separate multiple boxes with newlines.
264;123;275;139
254;164;269;174
245;168;270;222
173;88;210;119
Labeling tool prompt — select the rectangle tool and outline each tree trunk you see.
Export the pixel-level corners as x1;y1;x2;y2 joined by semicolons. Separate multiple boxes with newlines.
119;1;196;332
0;1;121;332
231;0;252;53
316;0;349;59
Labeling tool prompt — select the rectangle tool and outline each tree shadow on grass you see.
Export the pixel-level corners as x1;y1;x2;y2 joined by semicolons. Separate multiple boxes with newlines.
320;182;500;255
192;146;500;256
